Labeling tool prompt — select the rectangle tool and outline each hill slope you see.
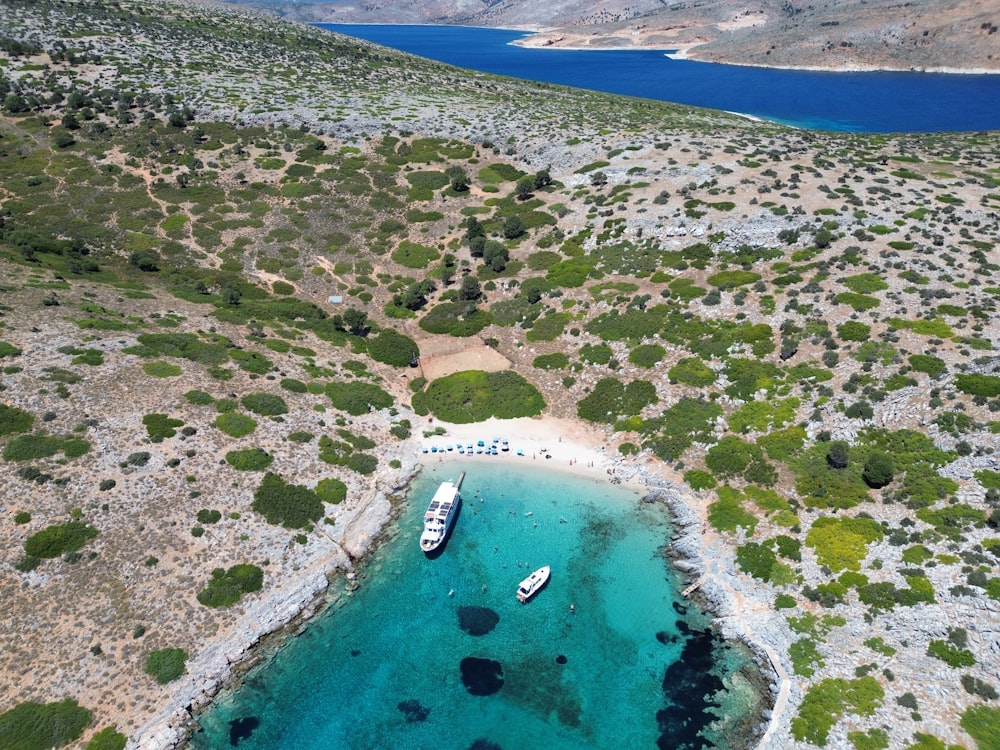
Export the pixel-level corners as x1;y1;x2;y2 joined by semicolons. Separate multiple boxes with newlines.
0;2;999;750
232;0;1000;72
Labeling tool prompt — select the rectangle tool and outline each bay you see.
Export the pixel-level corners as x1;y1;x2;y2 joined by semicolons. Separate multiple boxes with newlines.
189;460;761;749
320;24;1000;133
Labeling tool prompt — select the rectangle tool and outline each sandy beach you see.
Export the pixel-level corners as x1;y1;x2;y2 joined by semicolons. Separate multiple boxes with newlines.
417;415;632;485
130;413;790;749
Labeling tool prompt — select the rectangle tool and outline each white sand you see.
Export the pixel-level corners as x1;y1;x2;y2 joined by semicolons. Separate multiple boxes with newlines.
417;415;632;484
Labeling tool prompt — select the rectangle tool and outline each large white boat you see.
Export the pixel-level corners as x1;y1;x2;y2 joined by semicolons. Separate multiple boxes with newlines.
516;565;550;603
419;472;463;553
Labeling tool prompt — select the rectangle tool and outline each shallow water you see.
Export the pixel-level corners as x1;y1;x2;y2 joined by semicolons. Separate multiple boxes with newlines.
189;461;761;750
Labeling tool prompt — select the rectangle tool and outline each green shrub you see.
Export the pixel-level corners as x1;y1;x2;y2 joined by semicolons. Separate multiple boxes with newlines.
215;413;258;438
315;477;348;504
639;397;722;462
775;593;796;609
533;352;570;370
684;469;716;490
927;639;975;668
961;704;1000;749
197;564;264;608
757;426;806;461
736;541;778;580
789;637;824;677
421;370;544;423
184;389;214;405
908;354;946;377
418;302;491;337
585;308;665;342
24;521;98;559
705;436;764;478
229;349;274;375
125;333;229;366
240;393;288;416
961;674;998;700
196;509;222;524
862;451;895;488
225;448;274;471
0;340;22;359
0;404;34;437
142;413;184;440
806;517;883;572
3;434;66;461
835;292;881;311
393;240;440;268
526;312;570;342
628;343;665;368
791;676;883;746
955;374;1000;398
843;273;888;294
280;378;308;393
144;648;188;683
707;487;758;534
325;381;394;415
578;378;657;424
366;329;419;367
252;472;323;528
847;728;889;750
0;699;92;750
85;726;128;750
143;360;182;377
579;343;613;365
707;270;761;288
668;357;716;386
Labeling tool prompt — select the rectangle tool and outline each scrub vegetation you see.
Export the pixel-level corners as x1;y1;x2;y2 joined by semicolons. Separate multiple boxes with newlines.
0;1;997;748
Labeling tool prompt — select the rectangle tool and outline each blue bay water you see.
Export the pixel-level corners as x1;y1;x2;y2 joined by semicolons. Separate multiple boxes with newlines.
189;460;759;750
320;24;1000;133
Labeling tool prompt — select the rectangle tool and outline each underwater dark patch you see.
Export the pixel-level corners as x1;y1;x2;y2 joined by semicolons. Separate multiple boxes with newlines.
458;605;500;636
468;740;501;750
228;717;260;747
672;600;687;615
555;654;567;664
656;630;678;645
350;649;361;657
656;623;725;750
460;656;504;696
397;699;430;722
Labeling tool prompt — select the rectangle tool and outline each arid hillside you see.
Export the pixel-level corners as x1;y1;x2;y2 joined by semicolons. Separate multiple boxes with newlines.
231;0;1000;72
1;2;999;750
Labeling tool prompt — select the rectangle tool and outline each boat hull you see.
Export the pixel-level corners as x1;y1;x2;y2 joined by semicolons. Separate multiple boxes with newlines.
420;478;463;553
516;565;550;603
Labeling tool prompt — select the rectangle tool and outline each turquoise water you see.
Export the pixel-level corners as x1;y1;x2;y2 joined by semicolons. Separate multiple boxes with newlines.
189;461;760;750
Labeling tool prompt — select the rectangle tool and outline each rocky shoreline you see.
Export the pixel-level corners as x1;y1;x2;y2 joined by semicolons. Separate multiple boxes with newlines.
129;423;795;750
131;459;421;750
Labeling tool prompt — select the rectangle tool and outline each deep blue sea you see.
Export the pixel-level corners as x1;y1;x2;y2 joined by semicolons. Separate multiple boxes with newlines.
189;461;761;750
320;24;1000;133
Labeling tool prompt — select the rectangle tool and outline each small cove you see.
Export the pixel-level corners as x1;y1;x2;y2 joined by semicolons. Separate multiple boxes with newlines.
188;461;763;749
319;24;1000;133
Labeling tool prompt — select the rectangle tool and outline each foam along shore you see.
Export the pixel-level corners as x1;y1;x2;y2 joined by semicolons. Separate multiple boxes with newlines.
136;414;791;750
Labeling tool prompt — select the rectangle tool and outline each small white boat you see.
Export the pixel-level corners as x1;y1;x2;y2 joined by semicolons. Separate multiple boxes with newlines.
516;565;550;603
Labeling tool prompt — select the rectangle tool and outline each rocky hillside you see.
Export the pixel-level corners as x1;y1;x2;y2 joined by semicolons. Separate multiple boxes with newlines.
0;1;999;750
232;0;1000;72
